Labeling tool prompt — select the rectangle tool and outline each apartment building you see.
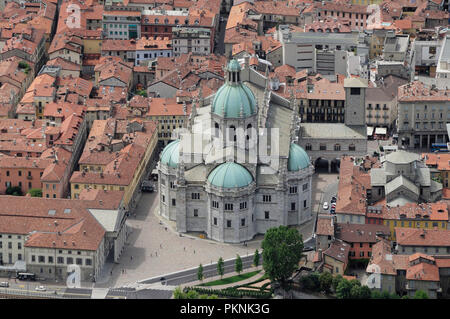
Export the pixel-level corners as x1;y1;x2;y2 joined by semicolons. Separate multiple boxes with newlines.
172;27;211;57
397;81;450;149
102;6;141;40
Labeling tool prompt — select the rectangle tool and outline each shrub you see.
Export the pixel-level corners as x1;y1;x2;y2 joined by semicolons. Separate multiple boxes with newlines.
28;188;42;197
6;186;22;196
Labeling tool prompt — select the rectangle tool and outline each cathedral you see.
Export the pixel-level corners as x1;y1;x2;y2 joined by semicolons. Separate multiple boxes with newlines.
157;58;314;243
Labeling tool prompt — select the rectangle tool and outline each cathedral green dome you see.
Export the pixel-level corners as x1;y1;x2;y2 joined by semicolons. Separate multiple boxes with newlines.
160;139;180;168
211;59;257;118
208;162;253;188
288;143;310;171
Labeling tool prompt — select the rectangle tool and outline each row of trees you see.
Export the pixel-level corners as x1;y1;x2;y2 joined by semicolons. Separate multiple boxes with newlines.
197;250;261;282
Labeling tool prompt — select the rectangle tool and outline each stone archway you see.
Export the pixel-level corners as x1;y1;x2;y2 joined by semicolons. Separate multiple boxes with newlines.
330;158;341;173
314;157;329;173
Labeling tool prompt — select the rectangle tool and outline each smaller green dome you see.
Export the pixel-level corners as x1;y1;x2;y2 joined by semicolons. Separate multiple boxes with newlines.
288;143;310;171
227;59;241;72
160;139;180;168
208;162;253;188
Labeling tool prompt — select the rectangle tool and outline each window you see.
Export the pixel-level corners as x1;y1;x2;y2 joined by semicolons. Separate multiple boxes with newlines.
213;217;217;226
212;201;219;209
265;211;270;219
8;242;11;249
305;144;312;151
85;259;92;266
191;193;200;200
334;144;341;151
349;144;356;151
57;257;64;264
172;198;176;206
263;195;272;202
67;257;73;264
241;218;245;227
360;251;364;257
31;255;35;262
226;220;231;228
240;202;247;210
289;186;298;194
304;200;307;208
320;144;326;151
17;243;21;249
18;254;22;260
38;256;45;263
350;88;360;95
48;256;54;263
18;171;21;176
225;203;233;211
291;202;296;211
303;183;308;191
76;258;83;265
193;209;198;217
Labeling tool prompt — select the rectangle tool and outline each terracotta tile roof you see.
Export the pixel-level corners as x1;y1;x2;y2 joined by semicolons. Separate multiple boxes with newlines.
371;202;449;222
406;261;439;282
336;156;370;216
56;75;93;98
40;147;72;182
323;239;350;264
48;32;83;55
435;258;450;268
0;196;105;251
367;239;396;275
396;227;450;247
71;119;157;187
316;214;334;236
422;153;450;171
398;81;450;102
101;39;136;52
78;189;124;208
136;37;172;51
95;57;133;87
336;223;390;243
46;57;81;72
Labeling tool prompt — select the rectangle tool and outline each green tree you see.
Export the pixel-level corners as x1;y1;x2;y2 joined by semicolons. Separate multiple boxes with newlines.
253;249;260;267
332;274;344;292
358;285;372;299
235;254;243;275
173;287;185;299
28;188;42;197
370;290;382;299
6;186;22;196
336;278;352;299
197;264;204;282
185;290;199;299
261;226;304;286
217;257;224;279
414;290;429;299
319;272;333;293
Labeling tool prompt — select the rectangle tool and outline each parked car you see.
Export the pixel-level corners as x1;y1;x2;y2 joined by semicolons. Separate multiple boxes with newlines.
35;286;46;291
330;208;336;214
303;246;314;252
323;202;329;210
0;282;9;287
331;196;337;203
141;181;154;192
331;203;336;209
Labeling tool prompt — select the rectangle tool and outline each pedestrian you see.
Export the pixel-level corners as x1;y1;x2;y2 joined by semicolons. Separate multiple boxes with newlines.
156;252;158;256
165;227;167;231
160;243;162;248
131;256;133;261
150;253;152;257
110;271;112;276
194;250;195;254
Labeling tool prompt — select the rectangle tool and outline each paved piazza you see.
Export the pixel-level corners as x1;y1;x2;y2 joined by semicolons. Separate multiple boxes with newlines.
97;172;336;288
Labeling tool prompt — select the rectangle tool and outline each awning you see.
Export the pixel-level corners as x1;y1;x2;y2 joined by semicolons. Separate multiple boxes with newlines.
367;126;374;136
375;127;387;135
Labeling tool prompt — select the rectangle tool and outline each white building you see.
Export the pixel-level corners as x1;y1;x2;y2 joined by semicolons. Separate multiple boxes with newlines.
157;59;314;243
